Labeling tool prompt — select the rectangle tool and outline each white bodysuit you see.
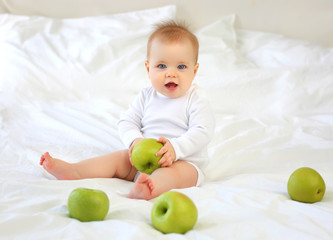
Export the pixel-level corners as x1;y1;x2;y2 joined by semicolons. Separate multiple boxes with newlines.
118;84;215;185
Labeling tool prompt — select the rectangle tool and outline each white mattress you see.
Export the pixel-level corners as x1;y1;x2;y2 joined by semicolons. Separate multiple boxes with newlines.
0;5;332;240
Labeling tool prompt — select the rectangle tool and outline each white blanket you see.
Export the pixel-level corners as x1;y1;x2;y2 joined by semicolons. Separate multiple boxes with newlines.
0;5;332;240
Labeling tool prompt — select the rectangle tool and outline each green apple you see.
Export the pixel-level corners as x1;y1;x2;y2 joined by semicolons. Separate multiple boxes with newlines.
287;167;326;203
68;188;109;222
131;138;163;174
151;191;198;234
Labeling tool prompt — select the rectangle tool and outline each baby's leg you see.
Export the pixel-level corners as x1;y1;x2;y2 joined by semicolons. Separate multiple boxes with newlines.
128;160;198;200
128;173;154;199
40;150;137;181
40;152;80;180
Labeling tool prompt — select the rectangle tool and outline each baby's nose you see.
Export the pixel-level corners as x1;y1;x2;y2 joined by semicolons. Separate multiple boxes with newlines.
166;69;176;78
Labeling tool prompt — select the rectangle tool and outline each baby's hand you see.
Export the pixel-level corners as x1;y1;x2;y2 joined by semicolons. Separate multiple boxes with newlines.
129;138;144;165
156;137;176;167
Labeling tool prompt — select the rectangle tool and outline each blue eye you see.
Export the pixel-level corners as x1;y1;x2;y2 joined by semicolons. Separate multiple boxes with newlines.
157;64;167;69
177;65;187;70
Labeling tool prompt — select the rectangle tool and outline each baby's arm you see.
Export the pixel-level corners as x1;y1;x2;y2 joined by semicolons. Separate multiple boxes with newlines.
127;137;144;165
118;90;145;148
169;89;215;162
156;137;176;167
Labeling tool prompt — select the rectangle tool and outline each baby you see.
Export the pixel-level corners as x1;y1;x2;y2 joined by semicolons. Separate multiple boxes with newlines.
40;20;215;200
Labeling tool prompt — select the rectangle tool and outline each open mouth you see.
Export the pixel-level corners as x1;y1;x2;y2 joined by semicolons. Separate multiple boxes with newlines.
165;82;178;91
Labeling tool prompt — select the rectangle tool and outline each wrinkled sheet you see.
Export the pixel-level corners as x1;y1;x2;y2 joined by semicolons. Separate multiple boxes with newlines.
0;5;333;240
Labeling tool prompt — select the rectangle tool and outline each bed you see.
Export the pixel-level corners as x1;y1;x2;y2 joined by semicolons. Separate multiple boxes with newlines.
0;1;333;239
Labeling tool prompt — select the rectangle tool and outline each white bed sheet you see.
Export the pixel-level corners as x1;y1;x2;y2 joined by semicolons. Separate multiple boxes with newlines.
0;5;333;240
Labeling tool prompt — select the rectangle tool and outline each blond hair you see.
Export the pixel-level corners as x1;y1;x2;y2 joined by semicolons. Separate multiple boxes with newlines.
147;20;199;62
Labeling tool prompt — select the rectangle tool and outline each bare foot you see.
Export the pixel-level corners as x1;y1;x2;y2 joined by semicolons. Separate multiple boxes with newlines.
128;173;154;200
40;152;80;180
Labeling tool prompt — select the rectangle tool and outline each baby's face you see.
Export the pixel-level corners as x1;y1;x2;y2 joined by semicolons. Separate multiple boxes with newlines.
145;38;199;98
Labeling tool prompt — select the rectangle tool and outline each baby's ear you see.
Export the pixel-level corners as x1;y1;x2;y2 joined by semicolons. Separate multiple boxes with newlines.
145;61;150;73
194;63;199;75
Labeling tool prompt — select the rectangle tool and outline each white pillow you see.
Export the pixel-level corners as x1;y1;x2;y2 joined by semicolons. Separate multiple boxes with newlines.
0;5;176;103
196;15;236;49
195;15;254;88
238;30;333;68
